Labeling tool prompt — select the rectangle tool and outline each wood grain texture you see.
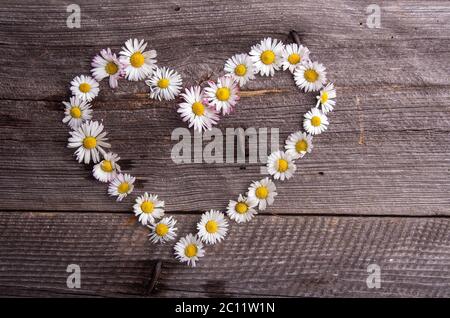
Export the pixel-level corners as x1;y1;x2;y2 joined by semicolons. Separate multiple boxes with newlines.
0;0;449;215
1;92;449;215
0;212;449;297
0;0;449;297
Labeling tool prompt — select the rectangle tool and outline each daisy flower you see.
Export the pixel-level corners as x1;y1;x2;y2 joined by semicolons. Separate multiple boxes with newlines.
226;194;258;223
303;108;329;135
145;66;182;101
247;177;277;211
197;210;229;245
316;82;336;114
92;152;121;182
224;53;256;86
70;75;99;102
174;234;205;267
204;75;240;115
91;48;123;88
120;38;157;81
62;96;92;129
148;216;177;244
177;86;220;133
108;173;135;202
285;131;313;159
67;120;111;164
249;37;284;76
133;192;165;225
294;60;327;92
281;43;310;73
266;150;297;181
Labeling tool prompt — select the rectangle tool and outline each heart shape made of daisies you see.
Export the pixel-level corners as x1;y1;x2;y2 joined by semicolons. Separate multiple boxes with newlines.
63;32;336;267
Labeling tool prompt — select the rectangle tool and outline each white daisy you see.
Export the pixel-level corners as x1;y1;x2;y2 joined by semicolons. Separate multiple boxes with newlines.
70;75;99;102
92;152;121;182
91;48;123;88
177;86;220;133
224;53;256;86
67;120;111;164
267;150;297;181
285;131;313;159
303;108;329;135
316;82;336;114
249;37;284;76
62;96;93;129
148;216;177;244
247;177;277;211
107;173;135;202
281;43;310;73
197;210;229;245
204;75;240;115
133;192;165;225
174;233;205;267
120;38;157;81
294;60;327;92
145;66;182;101
226;194;258;224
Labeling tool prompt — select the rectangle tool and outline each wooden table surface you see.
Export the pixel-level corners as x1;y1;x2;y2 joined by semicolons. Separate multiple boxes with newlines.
0;0;449;297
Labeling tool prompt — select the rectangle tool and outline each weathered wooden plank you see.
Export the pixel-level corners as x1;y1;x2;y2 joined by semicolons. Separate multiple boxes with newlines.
0;211;449;297
0;89;449;215
0;0;450;101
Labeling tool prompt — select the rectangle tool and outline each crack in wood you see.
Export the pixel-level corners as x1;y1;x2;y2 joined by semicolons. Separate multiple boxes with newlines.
356;96;365;145
146;260;162;295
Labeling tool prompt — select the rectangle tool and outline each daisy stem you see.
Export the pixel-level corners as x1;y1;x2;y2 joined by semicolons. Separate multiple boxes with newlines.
239;89;287;97
289;30;302;45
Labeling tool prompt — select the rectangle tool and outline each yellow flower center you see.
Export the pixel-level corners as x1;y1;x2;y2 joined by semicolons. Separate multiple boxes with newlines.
185;244;197;258
83;136;97;149
288;53;301;65
311;116;322;127
304;69;319;83
277;159;289;172
130;52;145;68
320;92;329;104
70;106;82;119
79;83;91;93
234;64;247;76
105;62;119;75
192;102;205;116
101;160;113;172
205;220;218;233
261;50;275;65
157;78;170;89
255;186;269;199
235;202;248;214
141;201;154;214
295;139;308;153
117;182;129;194
216;87;230;101
155;223;169;237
